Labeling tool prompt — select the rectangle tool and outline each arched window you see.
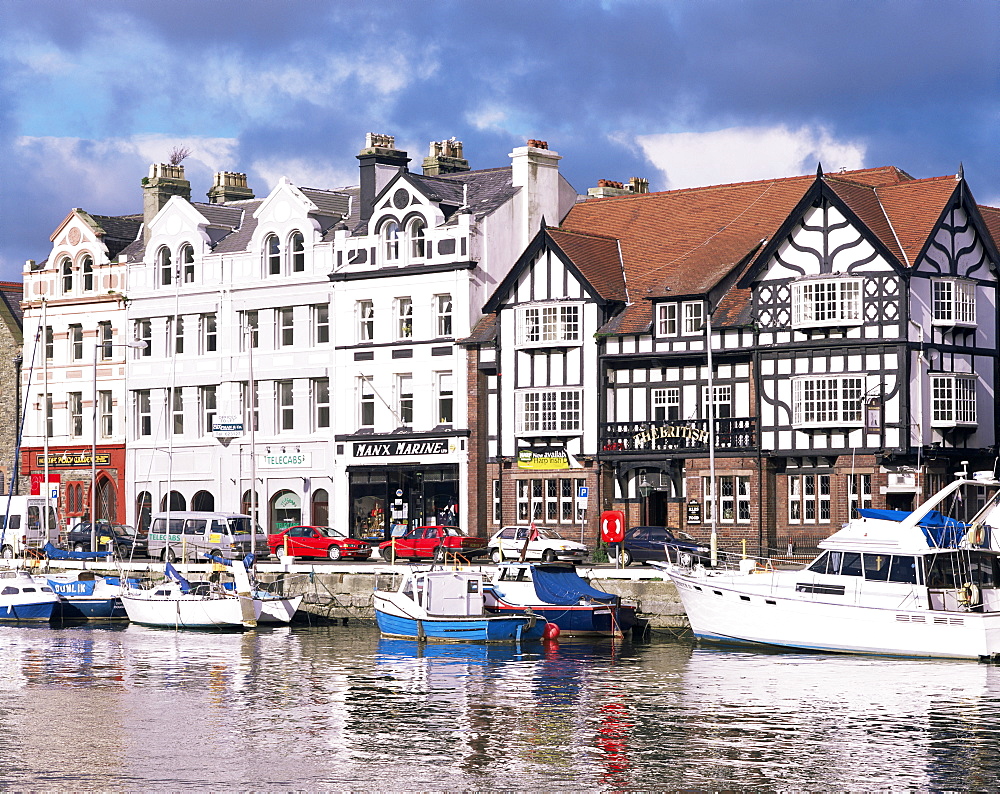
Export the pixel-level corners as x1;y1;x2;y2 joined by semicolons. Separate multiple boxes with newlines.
242;489;261;528
96;476;116;523
191;490;215;511
158;247;173;286
61;258;73;294
311;488;329;526
409;218;426;260
136;492;152;534
381;220;400;262
289;231;305;272
181;244;195;283
266;234;281;275
160;491;186;511
270;490;301;534
82;256;95;291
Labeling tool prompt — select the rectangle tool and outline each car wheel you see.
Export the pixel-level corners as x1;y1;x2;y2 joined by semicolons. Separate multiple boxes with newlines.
163;548;177;563
327;545;342;561
73;543;86;553
434;546;446;563
541;549;557;563
1;545;13;559
617;549;632;567
490;548;503;564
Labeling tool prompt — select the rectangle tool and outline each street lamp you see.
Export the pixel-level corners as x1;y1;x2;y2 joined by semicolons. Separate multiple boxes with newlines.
638;478;653;525
91;338;147;552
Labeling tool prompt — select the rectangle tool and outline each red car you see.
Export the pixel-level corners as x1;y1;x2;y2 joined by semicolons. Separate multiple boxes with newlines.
268;526;372;561
378;525;487;561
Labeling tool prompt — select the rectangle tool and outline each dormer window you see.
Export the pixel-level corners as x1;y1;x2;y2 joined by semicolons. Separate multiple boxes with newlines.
515;303;582;347
382;220;400;262
60;258;73;294
289;231;305;272
409;218;426;259
265;234;281;275
82;257;94;292
791;277;861;329
181;244;195;283
932;279;975;327
682;301;704;334
158;247;173;286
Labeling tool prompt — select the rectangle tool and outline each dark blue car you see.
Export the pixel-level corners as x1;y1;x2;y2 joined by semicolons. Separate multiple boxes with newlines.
614;526;710;567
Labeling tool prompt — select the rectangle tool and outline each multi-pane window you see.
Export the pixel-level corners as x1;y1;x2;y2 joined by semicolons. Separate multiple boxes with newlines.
242;381;258;432
436;294;453;337
174;317;185;354
396;298;413;339
201;314;217;353
516;304;582;346
159;247;173;286
44;326;53;360
515;389;582;434
99;391;113;438
98;321;113;359
359;377;375;428
517;478;587;524
241;311;258;350
181;244;195;283
171;388;184;435
61;258;73;293
382;221;400;262
657;304;678;336
312;378;330;429
289;232;305;272
930;375;977;426
278;381;294;431
788;473;831;524
847;473;872;518
136;390;151;437
792;376;863;426
701;385;733;419
682;301;705;334
397;374;413;426
410;219;426;259
932;279;976;326
82;257;94;292
277;307;294;348
41;393;53;438
266;234;281;275
313;304;329;344
703;475;751;523
135;320;151;357
200;386;217;436
652;387;680;421
358;300;374;342
492;479;501;524
791;278;862;328
68;392;83;437
436;372;454;425
69;324;83;361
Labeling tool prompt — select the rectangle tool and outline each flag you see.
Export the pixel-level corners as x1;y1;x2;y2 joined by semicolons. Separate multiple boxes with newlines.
164;561;191;594
528;522;539;542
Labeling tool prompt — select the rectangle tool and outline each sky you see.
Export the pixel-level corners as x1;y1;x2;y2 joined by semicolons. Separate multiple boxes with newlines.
1;0;998;282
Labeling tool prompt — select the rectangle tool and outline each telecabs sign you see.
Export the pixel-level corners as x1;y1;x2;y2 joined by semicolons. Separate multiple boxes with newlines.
258;452;312;469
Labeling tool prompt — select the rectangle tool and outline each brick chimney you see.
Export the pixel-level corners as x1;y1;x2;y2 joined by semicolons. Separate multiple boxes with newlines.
142;163;191;243
357;133;410;225
207;171;255;204
422;138;470;176
587;176;650;199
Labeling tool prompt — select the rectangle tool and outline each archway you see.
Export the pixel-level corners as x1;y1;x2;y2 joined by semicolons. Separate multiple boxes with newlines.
136;492;152;533
270;490;301;532
160;491;186;511
241;490;261;526
96;476;117;523
311;488;329;526
191;491;215;511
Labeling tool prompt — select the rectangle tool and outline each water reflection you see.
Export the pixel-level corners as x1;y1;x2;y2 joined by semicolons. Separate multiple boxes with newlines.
1;624;999;790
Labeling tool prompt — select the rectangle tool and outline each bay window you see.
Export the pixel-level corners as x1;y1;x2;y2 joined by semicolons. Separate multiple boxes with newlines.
515;389;582;434
791;278;862;328
792;376;863;427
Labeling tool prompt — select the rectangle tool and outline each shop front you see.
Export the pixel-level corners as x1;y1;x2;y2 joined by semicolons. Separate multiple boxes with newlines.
348;463;460;543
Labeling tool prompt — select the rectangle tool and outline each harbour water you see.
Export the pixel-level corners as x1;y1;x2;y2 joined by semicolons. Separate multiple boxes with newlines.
2;623;1000;790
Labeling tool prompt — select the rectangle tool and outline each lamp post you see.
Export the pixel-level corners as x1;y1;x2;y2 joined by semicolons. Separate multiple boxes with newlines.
638;478;652;526
91;338;146;552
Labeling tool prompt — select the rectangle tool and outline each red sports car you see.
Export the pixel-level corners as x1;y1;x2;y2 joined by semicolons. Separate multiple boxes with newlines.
378;525;487;561
268;526;372;561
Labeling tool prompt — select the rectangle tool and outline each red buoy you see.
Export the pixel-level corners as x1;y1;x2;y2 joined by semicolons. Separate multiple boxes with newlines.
543;622;561;641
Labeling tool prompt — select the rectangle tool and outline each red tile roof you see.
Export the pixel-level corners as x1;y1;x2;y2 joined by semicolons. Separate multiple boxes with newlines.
546;228;627;303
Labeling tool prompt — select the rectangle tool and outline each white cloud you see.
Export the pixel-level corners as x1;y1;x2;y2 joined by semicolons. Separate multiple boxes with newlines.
250;156;356;193
626;125;867;190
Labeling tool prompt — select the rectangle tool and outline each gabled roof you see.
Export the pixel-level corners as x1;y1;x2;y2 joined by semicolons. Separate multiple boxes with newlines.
546;228;627;302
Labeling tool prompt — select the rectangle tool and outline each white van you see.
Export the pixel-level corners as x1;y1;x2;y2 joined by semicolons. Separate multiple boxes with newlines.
0;496;58;558
147;511;269;562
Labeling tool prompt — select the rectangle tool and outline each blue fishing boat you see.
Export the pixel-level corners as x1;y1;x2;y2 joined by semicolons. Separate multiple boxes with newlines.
46;571;131;620
484;562;637;637
0;570;59;622
373;568;547;643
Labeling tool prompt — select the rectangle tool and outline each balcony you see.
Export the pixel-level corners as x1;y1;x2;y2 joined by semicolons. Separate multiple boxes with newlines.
600;418;756;454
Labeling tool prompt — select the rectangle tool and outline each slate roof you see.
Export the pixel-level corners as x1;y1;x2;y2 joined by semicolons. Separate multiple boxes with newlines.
0;281;24;328
86;213;142;260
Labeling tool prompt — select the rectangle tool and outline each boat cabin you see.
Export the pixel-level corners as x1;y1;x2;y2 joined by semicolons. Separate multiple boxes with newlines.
400;570;485;617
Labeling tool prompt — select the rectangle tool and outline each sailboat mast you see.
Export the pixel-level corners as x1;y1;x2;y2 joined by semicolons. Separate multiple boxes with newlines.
41;298;51;544
706;309;718;566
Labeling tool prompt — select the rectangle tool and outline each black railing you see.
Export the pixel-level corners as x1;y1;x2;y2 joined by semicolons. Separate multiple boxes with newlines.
599;417;756;453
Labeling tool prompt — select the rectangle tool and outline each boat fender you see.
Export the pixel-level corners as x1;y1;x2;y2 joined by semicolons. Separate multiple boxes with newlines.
970;525;986;546
543;622;560;641
958;582;981;608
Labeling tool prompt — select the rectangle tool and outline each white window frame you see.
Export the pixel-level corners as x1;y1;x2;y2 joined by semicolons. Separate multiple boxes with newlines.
396;297;413;340
788;473;831;524
278;380;294;431
847;473;872;517
792;376;863;428
69;324;83;361
396;374;413;427
158;247;173;287
930;374;977;427
98;321;113;360
358;300;374;343
492;479;501;524
657;304;678;336
99;391;113;438
69;392;83;438
241;311;258;351
381;220;400;263
435;294;453;337
289;231;305;273
436;371;454;426
135;320;151;358
242;381;258;433
201;313;217;354
701;385;733;419
515;303;583;347
932;278;976;327
136;390;151;437
312;378;330;430
515;389;583;435
200;385;217;436
652;387;680;421
171;387;184;435
409;218;427;260
82;256;94;292
61;258;73;294
313;304;329;345
703;475;751;524
359;376;375;429
265;234;281;276
791;278;862;329
181;244;195;283
277;307;294;348
682;301;705;335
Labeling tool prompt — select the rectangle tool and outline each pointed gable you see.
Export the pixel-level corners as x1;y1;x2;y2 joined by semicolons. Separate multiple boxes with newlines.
547;228;627;303
872;176;961;266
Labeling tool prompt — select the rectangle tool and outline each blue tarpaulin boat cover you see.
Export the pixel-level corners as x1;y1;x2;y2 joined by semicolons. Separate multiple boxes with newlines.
164;561;191;593
857;508;970;548
47;578;96;597
530;565;618;606
43;542;111;560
